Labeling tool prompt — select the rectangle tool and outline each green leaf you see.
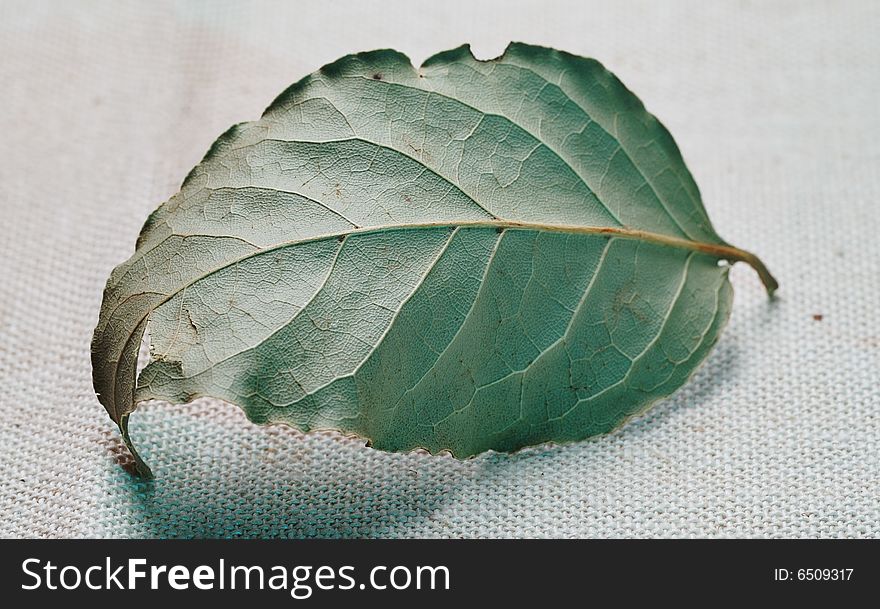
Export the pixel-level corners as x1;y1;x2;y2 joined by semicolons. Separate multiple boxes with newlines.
92;43;776;477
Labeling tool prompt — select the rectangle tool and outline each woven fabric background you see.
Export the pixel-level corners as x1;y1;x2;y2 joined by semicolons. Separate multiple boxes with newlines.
1;0;877;538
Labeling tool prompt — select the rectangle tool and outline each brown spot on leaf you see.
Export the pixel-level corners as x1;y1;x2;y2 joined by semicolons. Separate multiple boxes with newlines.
372;73;383;80
812;314;824;321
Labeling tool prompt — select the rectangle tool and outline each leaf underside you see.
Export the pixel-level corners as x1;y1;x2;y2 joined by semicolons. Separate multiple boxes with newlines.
92;43;774;477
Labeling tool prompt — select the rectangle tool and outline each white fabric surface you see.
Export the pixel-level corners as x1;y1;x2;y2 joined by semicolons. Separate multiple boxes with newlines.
1;0;877;538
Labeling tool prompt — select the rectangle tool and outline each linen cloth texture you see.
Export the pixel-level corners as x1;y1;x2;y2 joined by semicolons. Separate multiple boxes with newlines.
0;0;877;538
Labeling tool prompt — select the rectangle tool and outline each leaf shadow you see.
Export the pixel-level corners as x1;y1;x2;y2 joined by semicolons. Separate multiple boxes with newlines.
116;407;478;538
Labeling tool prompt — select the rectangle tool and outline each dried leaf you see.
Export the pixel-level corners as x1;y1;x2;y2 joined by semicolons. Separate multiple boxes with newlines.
92;43;776;477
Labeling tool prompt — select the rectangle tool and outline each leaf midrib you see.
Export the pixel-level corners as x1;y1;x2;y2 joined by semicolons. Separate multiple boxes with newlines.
158;219;755;271
110;218;760;411
119;221;763;340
